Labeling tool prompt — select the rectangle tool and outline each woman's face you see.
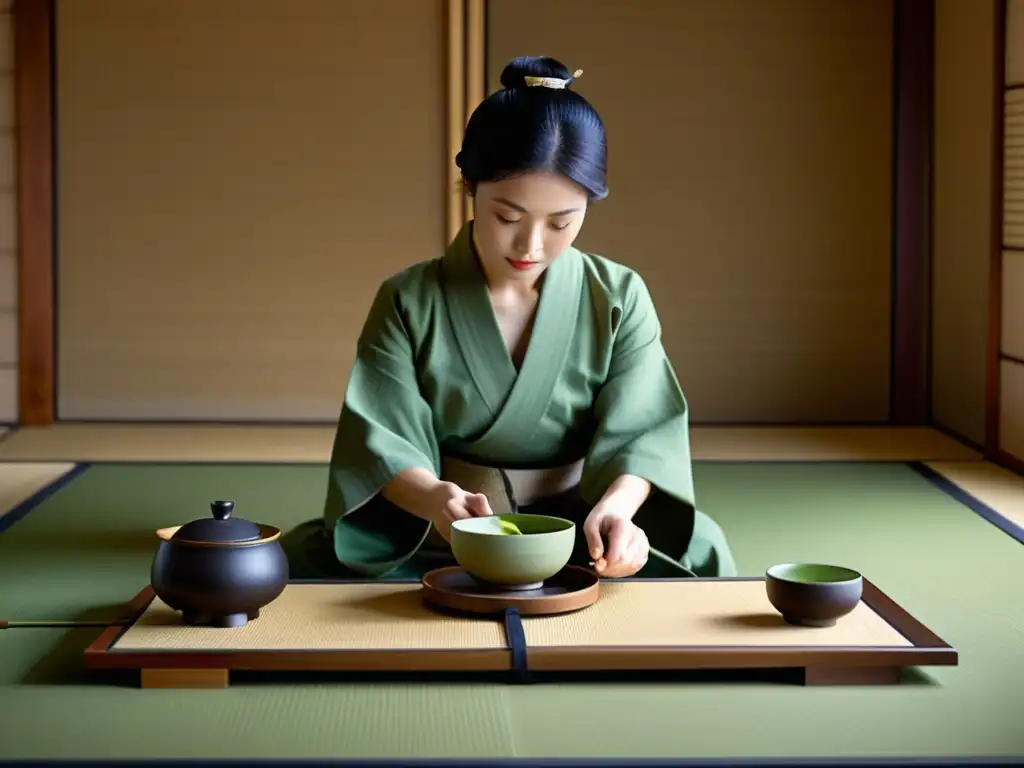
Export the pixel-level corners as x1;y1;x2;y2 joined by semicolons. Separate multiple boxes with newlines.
469;171;589;285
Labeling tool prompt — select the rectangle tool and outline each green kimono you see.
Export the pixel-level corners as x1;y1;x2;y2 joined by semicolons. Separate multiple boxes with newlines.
292;222;735;580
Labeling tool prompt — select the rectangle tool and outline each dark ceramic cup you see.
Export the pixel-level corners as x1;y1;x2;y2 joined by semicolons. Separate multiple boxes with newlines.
765;562;863;627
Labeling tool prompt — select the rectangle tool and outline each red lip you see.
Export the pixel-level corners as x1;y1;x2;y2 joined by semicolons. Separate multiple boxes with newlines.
506;259;538;271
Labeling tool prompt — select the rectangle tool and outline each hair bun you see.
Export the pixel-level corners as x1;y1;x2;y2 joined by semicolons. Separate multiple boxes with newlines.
500;55;575;89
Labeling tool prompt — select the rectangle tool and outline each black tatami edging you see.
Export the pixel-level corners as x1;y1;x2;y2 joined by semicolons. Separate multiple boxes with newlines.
907;461;1024;546
0;463;91;536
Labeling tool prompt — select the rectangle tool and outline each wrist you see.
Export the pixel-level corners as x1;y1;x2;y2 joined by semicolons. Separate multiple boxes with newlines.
383;468;453;522
595;474;651;519
427;479;459;505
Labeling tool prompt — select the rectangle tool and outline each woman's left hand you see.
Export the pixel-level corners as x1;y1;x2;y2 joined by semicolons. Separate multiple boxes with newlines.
583;506;649;578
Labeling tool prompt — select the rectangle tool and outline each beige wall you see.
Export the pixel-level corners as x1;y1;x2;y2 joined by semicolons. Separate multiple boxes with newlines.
1001;0;1024;459
33;0;1012;431
0;1;15;424
931;0;998;446
487;0;894;424
54;0;446;421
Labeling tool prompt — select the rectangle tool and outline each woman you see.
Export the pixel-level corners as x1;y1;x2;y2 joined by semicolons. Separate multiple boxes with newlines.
288;56;736;581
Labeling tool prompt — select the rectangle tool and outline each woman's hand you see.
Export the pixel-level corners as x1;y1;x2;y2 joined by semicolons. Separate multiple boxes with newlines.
382;469;494;541
581;474;652;577
427;481;494;542
583;506;650;578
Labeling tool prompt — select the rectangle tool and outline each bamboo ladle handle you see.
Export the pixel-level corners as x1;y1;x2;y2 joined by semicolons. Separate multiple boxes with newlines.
0;618;131;629
588;546;697;577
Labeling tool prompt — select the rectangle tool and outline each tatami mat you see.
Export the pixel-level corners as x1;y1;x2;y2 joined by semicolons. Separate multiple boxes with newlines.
0;462;78;520
926;460;1024;530
114;580;910;652
0;424;334;463
0;426;1001;523
0;423;983;463
2;459;1017;541
690;426;980;462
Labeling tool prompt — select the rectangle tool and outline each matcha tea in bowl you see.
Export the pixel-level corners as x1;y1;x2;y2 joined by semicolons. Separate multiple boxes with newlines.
765;563;864;628
449;513;575;590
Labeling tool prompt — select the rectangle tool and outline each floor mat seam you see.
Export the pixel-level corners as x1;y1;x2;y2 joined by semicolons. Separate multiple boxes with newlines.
0;463;92;537
906;460;1024;546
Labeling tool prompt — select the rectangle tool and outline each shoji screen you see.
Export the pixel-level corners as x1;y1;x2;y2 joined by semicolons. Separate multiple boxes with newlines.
932;0;999;446
1000;0;1024;459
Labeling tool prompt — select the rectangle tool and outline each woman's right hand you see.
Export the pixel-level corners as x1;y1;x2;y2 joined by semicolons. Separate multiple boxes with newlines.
428;481;494;542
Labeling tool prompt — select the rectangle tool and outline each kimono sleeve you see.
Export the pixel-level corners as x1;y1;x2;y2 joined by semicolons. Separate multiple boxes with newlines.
579;273;697;509
323;279;441;529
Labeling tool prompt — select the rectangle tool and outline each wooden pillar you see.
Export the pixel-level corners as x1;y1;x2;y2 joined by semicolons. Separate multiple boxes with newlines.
891;0;935;426
13;0;55;426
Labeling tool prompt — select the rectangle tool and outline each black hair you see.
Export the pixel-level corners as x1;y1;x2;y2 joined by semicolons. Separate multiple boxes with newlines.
456;55;608;201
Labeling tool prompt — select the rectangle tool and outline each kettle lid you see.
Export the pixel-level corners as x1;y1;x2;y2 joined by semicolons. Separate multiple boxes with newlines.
172;501;262;543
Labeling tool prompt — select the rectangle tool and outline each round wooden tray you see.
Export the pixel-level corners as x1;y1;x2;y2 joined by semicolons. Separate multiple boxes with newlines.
421;565;600;616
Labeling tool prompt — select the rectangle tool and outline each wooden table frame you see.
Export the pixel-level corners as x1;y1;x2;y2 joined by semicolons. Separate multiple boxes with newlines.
83;577;958;689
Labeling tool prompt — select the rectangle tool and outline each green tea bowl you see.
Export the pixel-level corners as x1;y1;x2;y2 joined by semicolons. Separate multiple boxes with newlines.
765;563;863;627
449;513;575;589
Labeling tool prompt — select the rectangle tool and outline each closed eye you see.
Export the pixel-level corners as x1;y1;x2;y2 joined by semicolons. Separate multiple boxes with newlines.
496;213;572;230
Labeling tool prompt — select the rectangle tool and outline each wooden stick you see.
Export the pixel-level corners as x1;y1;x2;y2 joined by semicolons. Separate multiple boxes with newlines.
463;0;485;225
445;0;466;245
1;618;131;626
588;547;697;577
464;0;485;122
649;547;698;576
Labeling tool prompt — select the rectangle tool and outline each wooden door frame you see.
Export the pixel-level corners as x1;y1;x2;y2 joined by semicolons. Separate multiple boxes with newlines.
13;0;54;426
987;0;1024;475
890;0;934;428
